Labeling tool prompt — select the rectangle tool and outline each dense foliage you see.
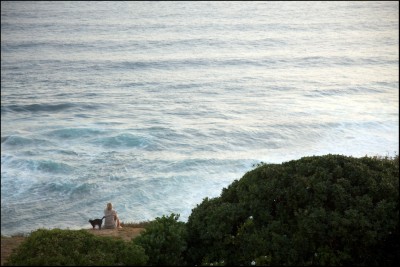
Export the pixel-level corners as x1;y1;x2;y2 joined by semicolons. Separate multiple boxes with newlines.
4;229;148;266
133;213;187;265
5;154;399;266
186;154;399;265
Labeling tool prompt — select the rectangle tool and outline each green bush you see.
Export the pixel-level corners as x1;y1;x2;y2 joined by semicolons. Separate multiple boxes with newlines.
4;228;148;266
186;154;399;265
133;213;187;266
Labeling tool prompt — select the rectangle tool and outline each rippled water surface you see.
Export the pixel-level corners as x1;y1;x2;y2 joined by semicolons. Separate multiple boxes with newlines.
1;1;398;236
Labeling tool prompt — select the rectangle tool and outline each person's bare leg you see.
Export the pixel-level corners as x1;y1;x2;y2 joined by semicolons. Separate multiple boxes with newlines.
117;218;122;228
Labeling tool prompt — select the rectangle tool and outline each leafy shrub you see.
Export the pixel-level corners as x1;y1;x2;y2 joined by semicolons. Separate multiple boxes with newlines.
133;213;187;266
186;154;399;265
4;228;148;266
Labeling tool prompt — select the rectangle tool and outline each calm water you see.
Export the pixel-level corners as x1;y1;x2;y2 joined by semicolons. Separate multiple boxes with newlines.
1;1;398;236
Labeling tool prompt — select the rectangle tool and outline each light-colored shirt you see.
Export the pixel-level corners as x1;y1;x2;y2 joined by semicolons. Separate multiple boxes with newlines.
104;209;117;229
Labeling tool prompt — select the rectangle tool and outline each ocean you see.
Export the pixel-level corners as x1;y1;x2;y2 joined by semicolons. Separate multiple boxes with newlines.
1;1;398;236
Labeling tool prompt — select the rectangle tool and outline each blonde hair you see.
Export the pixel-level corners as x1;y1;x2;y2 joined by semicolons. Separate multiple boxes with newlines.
106;202;112;211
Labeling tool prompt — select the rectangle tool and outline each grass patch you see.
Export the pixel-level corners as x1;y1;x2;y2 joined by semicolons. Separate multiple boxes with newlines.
121;220;152;228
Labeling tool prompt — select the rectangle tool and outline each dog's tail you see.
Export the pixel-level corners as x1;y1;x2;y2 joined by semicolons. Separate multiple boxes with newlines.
102;214;113;220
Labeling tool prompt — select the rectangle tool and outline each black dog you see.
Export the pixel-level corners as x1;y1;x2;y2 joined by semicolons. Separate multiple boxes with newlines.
89;216;105;229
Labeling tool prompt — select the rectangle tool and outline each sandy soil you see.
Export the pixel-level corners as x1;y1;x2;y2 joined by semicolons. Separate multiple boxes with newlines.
86;226;145;241
1;236;26;266
1;227;145;265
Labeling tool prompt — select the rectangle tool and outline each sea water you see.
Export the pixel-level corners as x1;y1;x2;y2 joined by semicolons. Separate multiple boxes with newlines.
1;1;398;236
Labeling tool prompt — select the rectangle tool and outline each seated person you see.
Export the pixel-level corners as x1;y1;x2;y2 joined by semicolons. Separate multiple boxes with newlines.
104;202;122;229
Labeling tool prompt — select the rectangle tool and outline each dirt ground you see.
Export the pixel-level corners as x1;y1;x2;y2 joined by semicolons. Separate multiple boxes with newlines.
1;227;145;266
1;236;26;266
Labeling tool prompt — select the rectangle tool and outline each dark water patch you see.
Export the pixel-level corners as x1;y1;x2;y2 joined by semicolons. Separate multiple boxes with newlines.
148;158;255;174
16;55;394;74
46;149;79;156
291;56;398;68
346;86;386;94
5;158;74;174
145;127;190;142
1;103;74;113
374;81;398;88
91;133;154;149
53;93;71;97
160;82;215;90
53;92;100;99
120;81;160;88
46;127;107;139
1;135;29;145
1;135;49;147
45;181;97;199
304;86;386;98
103;58;264;71
33;160;74;174
2;40;101;54
303;89;344;98
74;114;91;118
94;121;125;126
82;92;99;97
